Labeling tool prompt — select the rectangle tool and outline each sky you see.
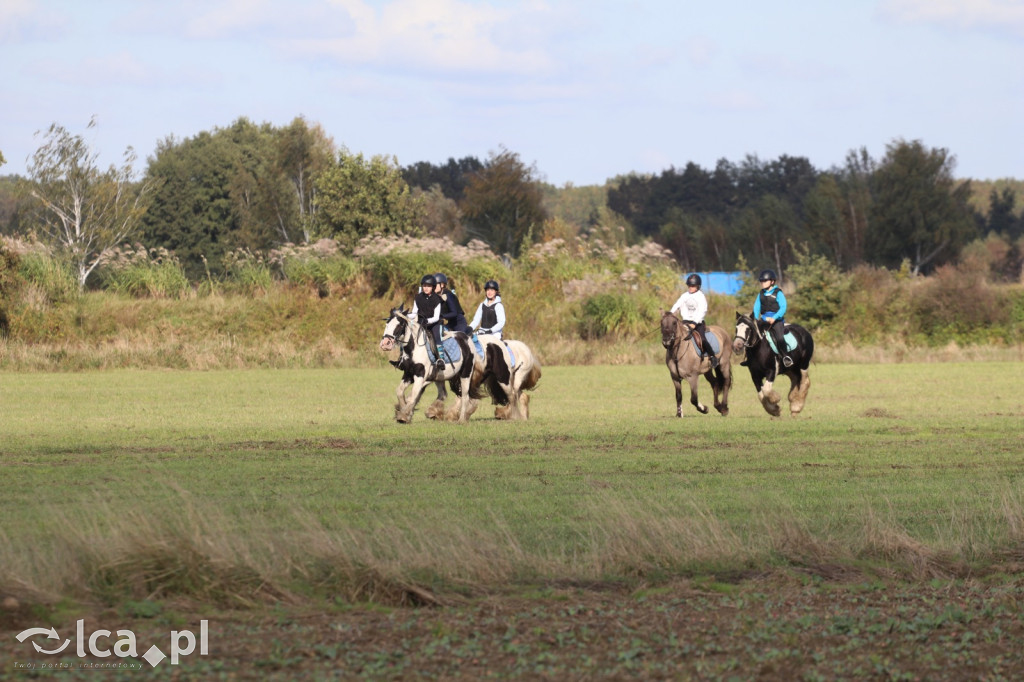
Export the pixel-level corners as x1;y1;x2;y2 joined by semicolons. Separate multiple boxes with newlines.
2;0;1022;186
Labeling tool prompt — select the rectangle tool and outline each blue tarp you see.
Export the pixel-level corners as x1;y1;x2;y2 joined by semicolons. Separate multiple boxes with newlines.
686;272;744;296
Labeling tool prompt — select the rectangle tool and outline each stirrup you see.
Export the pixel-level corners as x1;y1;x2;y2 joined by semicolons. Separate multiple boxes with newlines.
782;355;794;368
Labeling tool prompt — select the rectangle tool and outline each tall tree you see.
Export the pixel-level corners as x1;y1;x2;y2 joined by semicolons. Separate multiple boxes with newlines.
460;148;547;257
987;187;1020;240
403;156;484;202
273;117;335;243
28;119;156;289
803;174;849;267
314;149;422;249
867;139;977;273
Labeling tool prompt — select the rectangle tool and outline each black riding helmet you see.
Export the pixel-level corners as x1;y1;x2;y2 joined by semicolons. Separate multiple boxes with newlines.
484;279;499;292
686;273;701;288
421;274;436;287
758;269;777;282
434;273;448;285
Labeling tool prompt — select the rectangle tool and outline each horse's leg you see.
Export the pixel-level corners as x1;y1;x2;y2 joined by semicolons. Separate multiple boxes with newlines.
672;375;684;417
426;380;447;420
706;367;726;416
394;377;411;411
396;377;428;423
715;361;731;416
688;374;709;414
788;369;811;415
750;369;781;417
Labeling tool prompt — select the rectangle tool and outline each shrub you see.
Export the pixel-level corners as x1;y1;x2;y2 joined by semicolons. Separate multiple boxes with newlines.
97;244;190;299
222;248;273;295
786;245;850;330
17;250;79;305
269;239;361;296
578;291;661;339
353;235;504;298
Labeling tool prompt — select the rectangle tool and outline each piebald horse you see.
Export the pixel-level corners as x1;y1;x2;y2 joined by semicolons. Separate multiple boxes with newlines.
660;311;732;417
379;308;482;423
733;312;814;417
479;336;541;420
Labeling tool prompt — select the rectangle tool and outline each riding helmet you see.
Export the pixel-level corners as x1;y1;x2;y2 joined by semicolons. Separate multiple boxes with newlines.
484;279;500;292
758;269;777;282
434;273;448;285
686;273;702;288
420;274;437;287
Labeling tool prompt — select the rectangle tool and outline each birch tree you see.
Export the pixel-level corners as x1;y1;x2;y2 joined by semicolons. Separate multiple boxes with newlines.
28;119;156;289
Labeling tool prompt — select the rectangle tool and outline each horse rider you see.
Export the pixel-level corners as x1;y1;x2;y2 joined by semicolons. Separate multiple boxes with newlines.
435;273;471;334
470;280;506;339
410;274;446;375
752;269;793;367
670;273;719;369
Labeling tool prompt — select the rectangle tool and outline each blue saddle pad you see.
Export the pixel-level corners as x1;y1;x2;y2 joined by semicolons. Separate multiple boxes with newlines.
690;332;720;357
428;337;462;364
765;330;798;354
470;334;515;367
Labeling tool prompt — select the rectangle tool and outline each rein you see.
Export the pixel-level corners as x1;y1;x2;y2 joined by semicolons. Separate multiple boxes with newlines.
734;315;761;350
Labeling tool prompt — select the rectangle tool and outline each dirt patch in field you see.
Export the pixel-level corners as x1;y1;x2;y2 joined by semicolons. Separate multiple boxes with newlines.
4;576;1024;680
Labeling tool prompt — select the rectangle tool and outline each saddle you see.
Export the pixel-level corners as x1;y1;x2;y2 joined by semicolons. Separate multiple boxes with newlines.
427;337;462;365
470;333;516;366
764;327;798;355
690;332;720;358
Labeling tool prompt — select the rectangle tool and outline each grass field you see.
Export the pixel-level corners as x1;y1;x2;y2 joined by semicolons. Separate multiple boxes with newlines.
2;362;1024;679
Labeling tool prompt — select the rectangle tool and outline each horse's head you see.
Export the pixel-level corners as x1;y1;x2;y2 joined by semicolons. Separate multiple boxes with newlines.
733;311;757;353
379;306;412;351
660;311;691;348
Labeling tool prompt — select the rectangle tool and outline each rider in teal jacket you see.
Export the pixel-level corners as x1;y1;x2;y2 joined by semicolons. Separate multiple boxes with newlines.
752;269;793;367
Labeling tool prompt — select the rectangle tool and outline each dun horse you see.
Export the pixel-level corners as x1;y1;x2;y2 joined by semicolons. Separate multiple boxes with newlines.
379;308;482;423
733;312;814;417
660;311;732;417
480;337;541;420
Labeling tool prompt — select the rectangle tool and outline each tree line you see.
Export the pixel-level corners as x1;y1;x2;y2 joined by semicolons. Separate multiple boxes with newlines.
1;116;1022;288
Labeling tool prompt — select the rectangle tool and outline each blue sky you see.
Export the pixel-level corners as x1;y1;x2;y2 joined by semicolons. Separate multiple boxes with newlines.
2;0;1022;186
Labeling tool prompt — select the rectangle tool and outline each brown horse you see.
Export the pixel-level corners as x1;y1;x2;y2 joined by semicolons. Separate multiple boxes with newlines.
660;311;732;418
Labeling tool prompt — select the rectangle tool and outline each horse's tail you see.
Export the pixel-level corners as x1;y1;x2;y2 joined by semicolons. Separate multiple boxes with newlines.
484;344;510;406
520;356;541;392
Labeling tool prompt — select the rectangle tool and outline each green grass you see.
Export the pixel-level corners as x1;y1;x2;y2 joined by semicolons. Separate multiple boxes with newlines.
1;363;1023;606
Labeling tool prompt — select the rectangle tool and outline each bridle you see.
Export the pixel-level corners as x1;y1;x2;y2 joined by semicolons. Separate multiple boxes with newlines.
734;314;762;350
661;315;695;349
381;311;413;351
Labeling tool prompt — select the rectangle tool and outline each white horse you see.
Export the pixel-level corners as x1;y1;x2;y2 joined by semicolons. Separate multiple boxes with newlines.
479;336;542;420
379;308;481;423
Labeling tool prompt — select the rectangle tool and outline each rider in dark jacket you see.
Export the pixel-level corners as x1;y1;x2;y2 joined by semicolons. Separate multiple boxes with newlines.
410;274;446;374
435;273;470;333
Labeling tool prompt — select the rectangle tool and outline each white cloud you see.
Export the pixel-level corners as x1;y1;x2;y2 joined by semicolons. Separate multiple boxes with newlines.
704;89;766;112
739;53;843;82
876;0;1024;39
280;0;556;76
0;0;67;41
684;36;717;68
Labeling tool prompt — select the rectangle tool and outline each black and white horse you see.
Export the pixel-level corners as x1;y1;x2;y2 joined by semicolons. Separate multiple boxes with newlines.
479;337;541;420
379;308;482;423
733;312;814;417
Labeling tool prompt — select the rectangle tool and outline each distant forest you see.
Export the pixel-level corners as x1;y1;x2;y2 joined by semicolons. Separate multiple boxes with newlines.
1;116;1022;284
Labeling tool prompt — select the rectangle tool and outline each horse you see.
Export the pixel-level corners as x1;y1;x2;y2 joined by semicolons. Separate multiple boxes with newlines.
479;336;542;420
660;311;732;418
733;312;814;417
379;308;483;423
